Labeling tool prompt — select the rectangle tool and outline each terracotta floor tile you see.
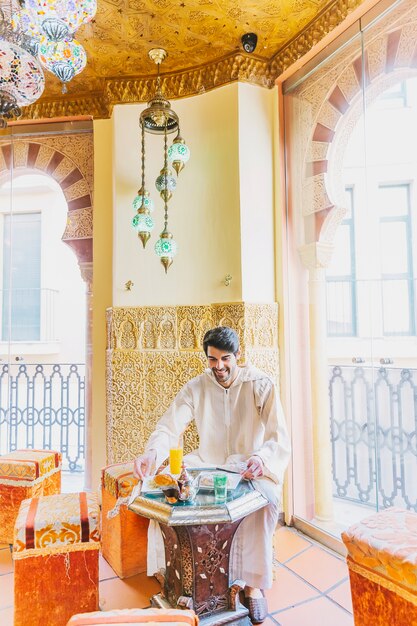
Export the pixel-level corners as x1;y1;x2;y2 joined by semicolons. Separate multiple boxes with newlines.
285;545;348;592
0;547;13;576
277;596;354;626
266;567;320;612
0;606;14;626
0;573;14;610
260;617;279;626
327;579;353;613
99;553;118;581
99;573;161;611
273;527;312;563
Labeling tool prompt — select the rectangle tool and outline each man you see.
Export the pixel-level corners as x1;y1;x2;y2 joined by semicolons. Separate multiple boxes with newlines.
134;326;290;623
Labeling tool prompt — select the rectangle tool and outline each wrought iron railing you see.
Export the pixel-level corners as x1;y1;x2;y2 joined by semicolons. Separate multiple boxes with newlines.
330;364;417;511
0;363;85;472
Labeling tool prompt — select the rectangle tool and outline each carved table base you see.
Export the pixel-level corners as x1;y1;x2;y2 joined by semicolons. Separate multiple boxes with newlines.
153;520;251;626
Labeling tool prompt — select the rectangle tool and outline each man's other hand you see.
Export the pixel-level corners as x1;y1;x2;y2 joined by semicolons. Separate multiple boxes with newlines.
133;450;157;480
241;455;264;480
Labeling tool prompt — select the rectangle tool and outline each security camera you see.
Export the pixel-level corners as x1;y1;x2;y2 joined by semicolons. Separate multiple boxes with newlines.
241;33;258;54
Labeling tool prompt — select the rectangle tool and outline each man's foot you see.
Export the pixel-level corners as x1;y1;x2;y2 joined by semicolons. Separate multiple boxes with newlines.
243;587;268;624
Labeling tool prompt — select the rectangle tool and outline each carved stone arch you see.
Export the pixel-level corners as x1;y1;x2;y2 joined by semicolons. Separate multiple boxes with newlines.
0;139;93;280
301;13;417;250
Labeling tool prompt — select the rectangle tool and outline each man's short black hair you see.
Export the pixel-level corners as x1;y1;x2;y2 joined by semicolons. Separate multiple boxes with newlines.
203;326;240;356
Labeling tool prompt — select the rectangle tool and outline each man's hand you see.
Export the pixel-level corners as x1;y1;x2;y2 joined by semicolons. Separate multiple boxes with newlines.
241;455;264;480
133;450;157;480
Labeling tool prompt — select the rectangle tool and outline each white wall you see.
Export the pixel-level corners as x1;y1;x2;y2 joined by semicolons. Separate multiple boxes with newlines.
113;84;243;306
112;82;277;307
238;83;276;302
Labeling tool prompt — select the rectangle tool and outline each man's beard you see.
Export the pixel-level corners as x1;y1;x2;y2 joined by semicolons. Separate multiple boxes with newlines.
213;368;232;384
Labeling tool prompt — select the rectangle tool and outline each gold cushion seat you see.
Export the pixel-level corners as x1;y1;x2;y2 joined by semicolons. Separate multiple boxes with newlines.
342;507;417;626
66;608;198;625
101;461;148;579
13;491;101;626
0;448;61;544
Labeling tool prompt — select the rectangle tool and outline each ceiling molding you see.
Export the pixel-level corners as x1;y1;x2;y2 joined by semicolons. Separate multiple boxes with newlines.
20;0;366;121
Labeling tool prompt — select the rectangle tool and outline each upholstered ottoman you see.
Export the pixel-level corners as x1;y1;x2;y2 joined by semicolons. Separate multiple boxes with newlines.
0;448;61;544
13;491;100;626
67;608;198;626
101;462;148;578
342;507;417;626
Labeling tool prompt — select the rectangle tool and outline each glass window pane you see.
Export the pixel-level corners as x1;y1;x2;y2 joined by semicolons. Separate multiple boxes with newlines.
326;281;354;335
380;221;409;274
327;224;352;276
2;213;41;341
378;185;409;217
382;280;411;334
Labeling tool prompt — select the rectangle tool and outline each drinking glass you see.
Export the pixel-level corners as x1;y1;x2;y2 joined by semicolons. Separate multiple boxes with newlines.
213;473;228;501
169;447;183;475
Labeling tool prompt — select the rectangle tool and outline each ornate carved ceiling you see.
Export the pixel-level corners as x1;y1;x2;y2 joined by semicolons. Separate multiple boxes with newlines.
22;0;367;119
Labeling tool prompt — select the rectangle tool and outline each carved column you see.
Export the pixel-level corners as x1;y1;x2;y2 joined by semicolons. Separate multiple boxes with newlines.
299;243;334;521
79;261;93;489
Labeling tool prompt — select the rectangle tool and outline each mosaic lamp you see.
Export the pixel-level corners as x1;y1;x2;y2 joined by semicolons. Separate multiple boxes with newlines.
155;167;176;202
131;47;190;271
24;0;97;41
38;36;87;92
0;8;45;126
168;134;190;175
154;230;178;274
11;7;41;55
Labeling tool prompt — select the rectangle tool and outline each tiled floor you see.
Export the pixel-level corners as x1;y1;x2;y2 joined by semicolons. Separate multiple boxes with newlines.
0;526;353;625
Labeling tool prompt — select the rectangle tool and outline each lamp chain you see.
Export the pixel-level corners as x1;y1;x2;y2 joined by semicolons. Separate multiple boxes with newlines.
163;121;168;230
140;119;145;208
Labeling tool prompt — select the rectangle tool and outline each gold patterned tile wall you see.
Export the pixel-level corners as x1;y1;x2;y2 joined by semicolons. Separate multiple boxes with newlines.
106;302;279;463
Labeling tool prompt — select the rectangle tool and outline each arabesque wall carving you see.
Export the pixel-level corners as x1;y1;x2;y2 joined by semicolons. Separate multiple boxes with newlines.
106;302;279;464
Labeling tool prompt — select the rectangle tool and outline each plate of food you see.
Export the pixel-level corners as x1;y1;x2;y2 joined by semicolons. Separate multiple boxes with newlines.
141;473;177;494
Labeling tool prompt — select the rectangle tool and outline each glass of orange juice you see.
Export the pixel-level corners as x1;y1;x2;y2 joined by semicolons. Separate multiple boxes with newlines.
169;447;183;475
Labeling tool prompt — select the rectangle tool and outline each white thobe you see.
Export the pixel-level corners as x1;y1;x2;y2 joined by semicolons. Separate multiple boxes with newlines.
145;365;291;589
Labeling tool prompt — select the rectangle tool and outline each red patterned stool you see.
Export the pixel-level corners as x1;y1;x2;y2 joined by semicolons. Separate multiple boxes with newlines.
0;448;61;544
13;491;100;626
66;608;198;626
101;462;148;578
342;507;417;626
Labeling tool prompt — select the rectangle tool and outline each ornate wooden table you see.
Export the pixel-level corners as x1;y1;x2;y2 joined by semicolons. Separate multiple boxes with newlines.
129;470;268;626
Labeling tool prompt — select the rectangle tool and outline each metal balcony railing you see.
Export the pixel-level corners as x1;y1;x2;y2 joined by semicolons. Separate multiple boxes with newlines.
0;363;85;472
330;364;417;511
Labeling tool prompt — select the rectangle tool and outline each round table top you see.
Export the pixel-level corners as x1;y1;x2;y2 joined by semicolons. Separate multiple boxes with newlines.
128;469;268;526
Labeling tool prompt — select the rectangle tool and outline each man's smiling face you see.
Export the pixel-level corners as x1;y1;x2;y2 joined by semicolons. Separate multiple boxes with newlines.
207;345;240;388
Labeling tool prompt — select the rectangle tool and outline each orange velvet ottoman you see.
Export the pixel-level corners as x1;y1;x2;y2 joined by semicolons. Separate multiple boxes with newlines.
0;448;61;544
66;608;198;625
101;462;149;578
342;507;417;626
13;491;101;626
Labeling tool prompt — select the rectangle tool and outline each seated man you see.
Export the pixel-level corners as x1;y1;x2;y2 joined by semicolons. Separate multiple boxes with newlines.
134;326;290;624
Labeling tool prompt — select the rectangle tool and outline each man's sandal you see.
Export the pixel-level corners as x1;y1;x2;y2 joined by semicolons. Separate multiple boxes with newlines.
244;593;268;624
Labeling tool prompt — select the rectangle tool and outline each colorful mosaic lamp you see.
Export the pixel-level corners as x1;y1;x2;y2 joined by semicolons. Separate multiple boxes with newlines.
38;36;87;93
11;7;41;56
0;7;45;127
24;0;97;42
131;48;189;271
